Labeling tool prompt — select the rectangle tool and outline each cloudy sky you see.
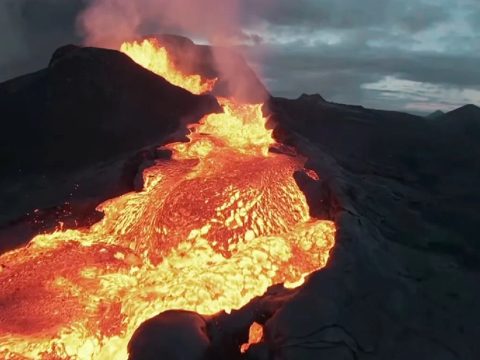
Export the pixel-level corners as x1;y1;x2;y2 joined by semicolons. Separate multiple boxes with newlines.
1;0;479;114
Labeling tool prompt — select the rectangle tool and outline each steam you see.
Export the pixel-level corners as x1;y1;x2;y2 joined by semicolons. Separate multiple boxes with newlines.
78;0;263;47
78;0;270;102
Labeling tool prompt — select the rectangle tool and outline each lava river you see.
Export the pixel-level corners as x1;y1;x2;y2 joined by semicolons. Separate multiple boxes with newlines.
0;38;336;360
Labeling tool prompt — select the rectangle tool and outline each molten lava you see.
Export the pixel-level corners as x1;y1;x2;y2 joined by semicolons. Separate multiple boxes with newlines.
240;322;264;353
120;38;217;95
0;38;336;359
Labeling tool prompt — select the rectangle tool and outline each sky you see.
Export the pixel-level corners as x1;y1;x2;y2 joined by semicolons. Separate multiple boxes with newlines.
0;0;479;114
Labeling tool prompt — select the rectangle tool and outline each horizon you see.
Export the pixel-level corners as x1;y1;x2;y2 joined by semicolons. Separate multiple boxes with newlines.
1;0;479;114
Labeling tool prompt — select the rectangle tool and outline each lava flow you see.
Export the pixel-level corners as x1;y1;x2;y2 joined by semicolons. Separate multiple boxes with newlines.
0;38;336;360
120;38;217;95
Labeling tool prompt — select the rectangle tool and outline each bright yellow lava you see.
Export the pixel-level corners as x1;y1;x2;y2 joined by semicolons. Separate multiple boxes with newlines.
120;38;217;95
0;38;336;360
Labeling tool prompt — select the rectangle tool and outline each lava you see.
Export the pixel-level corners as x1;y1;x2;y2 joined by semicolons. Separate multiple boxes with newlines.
240;322;264;353
0;38;336;359
120;38;217;95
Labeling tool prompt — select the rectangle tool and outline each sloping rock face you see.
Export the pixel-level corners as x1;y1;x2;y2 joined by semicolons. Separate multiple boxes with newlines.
436;105;480;148
0;45;219;252
253;96;480;359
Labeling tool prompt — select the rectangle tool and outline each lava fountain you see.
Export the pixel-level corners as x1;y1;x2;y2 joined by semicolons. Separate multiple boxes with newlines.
0;38;336;360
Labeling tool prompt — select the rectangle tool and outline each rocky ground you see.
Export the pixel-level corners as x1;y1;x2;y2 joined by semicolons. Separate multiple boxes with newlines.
1;41;479;359
258;96;480;359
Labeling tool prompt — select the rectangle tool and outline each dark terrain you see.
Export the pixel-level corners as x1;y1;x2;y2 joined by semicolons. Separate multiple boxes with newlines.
264;95;480;360
0;38;479;359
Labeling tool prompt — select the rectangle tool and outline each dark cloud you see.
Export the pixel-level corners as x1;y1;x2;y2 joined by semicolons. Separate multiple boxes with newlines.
243;0;479;112
0;1;29;73
468;7;480;28
0;0;86;80
245;28;480;112
246;0;449;33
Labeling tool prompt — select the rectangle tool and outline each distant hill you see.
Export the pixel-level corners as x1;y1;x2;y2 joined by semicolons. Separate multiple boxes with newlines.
445;103;480;120
425;110;445;120
435;104;480;141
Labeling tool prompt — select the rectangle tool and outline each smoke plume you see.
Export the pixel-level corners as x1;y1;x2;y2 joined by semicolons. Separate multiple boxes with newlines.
78;0;270;102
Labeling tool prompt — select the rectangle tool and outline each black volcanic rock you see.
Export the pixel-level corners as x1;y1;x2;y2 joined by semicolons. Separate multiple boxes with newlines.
0;44;218;177
438;104;480;140
128;310;211;360
0;44;219;250
128;285;293;360
446;103;480;118
298;93;327;103
269;95;480;266
256;96;480;360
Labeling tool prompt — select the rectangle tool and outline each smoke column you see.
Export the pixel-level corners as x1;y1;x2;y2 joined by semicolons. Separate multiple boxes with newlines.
78;0;271;102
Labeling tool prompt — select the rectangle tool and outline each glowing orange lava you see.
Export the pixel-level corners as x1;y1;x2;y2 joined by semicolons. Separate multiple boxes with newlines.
240;322;264;353
120;38;217;95
0;39;336;359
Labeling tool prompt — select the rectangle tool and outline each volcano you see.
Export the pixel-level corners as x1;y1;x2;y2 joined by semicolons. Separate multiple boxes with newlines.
0;35;480;360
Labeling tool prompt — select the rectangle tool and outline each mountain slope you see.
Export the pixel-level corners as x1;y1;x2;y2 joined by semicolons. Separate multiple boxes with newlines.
0;44;218;250
0;44;218;176
263;93;480;360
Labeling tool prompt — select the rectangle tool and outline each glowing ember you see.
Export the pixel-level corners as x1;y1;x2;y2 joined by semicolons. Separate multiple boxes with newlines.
120;38;217;95
0;39;336;359
240;322;264;353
